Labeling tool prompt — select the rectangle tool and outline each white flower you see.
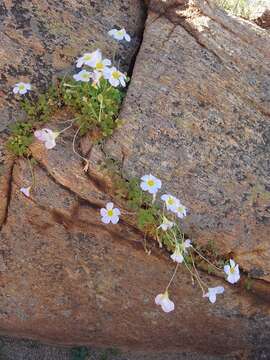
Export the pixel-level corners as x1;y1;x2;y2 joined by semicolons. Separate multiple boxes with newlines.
13;82;31;95
103;66;127;87
108;28;131;42
76;49;102;68
161;194;180;212
158;217;174;231
155;291;175;313
175;203;187;218
224;259;240;284
100;202;121;224
140;174;162;195
94;58;111;74
203;286;224;304
73;70;92;82
170;239;191;264
20;186;31;197
34;128;59;149
183;239;192;249
170;245;184;263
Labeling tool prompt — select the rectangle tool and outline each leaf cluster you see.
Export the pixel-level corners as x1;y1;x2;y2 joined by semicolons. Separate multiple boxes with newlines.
20;85;59;123
6;122;33;156
60;78;123;139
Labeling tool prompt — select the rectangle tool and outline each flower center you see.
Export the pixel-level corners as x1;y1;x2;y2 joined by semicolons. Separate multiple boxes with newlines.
177;206;185;213
147;179;155;187
82;73;89;79
168;198;174;205
18;85;25;90
230;267;235;274
95;62;104;71
117;30;124;36
112;71;120;80
84;54;92;61
107;209;114;217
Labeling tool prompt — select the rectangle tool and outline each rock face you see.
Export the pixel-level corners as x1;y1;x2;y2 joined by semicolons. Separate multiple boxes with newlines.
0;0;270;359
0;0;146;131
101;0;270;282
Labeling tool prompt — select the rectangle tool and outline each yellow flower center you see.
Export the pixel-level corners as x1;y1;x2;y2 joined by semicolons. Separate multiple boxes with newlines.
84;54;92;61
147;179;155;187
178;206;184;213
168;198;174;205
95;62;104;71
230;267;235;274
107;209;114;217
117;30;124;36
82;73;89;79
112;71;120;80
18;85;25;90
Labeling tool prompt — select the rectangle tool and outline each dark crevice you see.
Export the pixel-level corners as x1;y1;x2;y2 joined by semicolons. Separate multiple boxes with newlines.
126;0;148;78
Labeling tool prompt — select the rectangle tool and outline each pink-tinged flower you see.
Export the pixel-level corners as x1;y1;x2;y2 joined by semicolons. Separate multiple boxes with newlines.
13;82;31;95
34;128;59;149
224;259;240;284
20;186;31;197
203;286;224;304
140;174;162;195
100;202;121;224
155;291;175;313
108;28;131;42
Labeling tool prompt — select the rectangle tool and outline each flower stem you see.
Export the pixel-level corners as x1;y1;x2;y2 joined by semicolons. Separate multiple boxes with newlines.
166;263;179;291
183;257;206;295
27;157;36;189
192;246;222;272
58;118;76;135
72;126;90;172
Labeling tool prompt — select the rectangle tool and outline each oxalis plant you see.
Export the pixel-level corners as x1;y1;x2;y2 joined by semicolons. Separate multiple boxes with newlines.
9;27;240;314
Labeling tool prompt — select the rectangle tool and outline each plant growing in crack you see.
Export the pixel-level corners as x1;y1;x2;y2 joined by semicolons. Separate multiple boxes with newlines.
8;28;129;191
100;171;241;312
8;25;241;314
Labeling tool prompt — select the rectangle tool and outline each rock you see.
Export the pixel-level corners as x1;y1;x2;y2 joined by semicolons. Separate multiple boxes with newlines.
0;0;270;358
0;0;146;131
100;0;270;282
0;157;270;358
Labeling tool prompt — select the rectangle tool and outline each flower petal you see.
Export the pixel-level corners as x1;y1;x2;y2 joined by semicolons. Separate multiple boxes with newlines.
224;264;230;275
110;215;119;224
155;294;163;305
101;216;111;224
161;298;175;313
100;208;107;217
106;202;114;210
113;208;121;216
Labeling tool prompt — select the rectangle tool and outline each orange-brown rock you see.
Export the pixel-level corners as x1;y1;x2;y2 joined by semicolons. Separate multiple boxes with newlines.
0;1;270;359
100;0;270;282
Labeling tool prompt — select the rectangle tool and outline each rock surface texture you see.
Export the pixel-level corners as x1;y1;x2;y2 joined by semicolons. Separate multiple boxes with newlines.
0;1;270;359
101;0;270;282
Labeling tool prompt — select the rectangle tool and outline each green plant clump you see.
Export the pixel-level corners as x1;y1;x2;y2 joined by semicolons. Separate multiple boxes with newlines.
61;78;124;137
7;76;124;157
6;122;33;156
